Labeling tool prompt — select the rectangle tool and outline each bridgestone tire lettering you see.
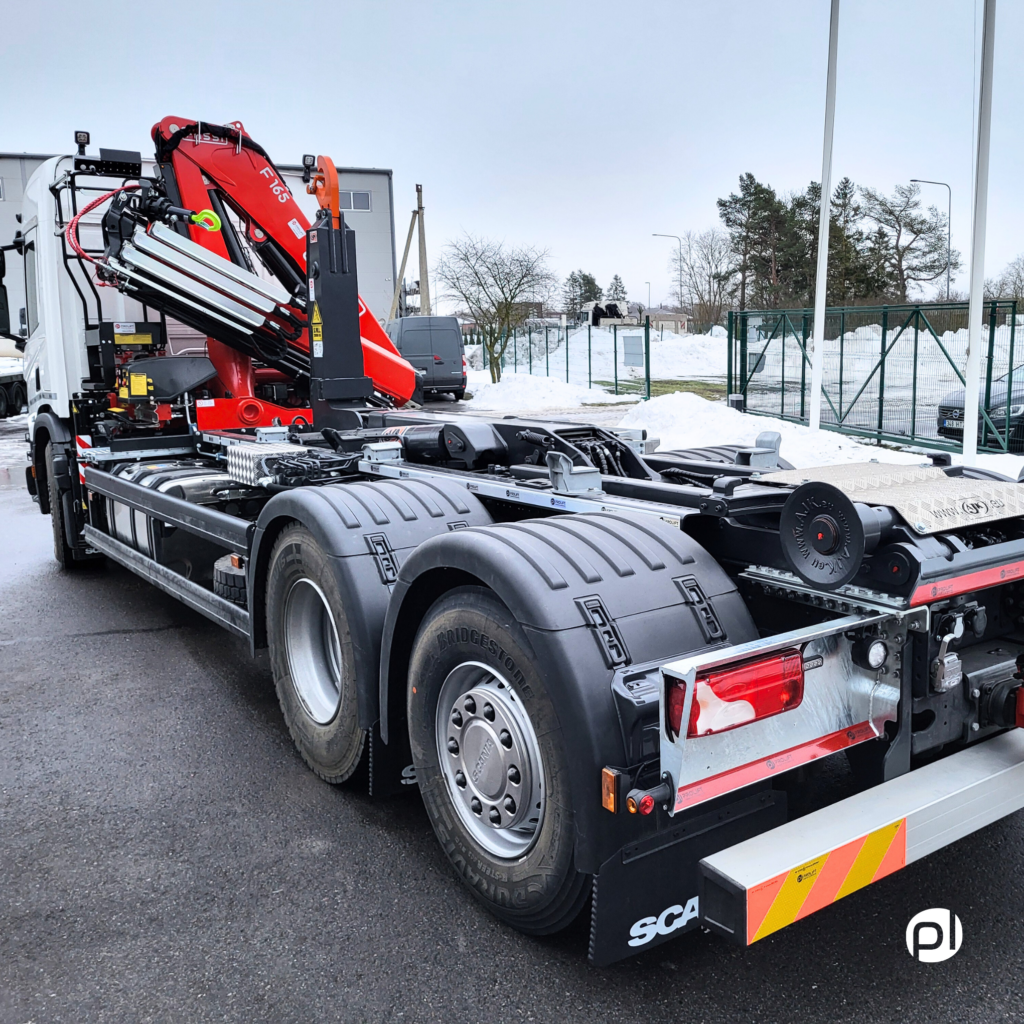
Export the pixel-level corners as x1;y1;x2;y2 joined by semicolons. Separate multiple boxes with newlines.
408;586;590;935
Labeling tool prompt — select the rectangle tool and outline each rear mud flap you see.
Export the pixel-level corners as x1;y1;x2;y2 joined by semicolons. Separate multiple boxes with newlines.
588;789;786;966
368;721;418;798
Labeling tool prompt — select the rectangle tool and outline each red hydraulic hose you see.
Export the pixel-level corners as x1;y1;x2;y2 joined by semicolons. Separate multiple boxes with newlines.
65;184;140;263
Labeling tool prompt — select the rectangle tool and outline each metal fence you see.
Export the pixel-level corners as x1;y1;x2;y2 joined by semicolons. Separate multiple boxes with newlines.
464;317;731;401
727;300;1023;452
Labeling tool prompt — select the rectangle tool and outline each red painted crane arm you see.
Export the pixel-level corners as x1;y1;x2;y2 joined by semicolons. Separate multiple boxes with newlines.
151;117;417;405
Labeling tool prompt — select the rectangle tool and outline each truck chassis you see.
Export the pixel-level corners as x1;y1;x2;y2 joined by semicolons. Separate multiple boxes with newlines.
14;127;1024;966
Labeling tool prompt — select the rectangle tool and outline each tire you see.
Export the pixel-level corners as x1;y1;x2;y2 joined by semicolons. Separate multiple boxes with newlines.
452;388;465;401
0;387;8;419
407;586;591;935
46;441;77;570
213;553;246;604
266;524;366;784
11;383;26;413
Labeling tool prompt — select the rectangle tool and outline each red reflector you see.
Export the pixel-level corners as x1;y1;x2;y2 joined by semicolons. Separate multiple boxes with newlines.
666;649;804;740
638;793;655;815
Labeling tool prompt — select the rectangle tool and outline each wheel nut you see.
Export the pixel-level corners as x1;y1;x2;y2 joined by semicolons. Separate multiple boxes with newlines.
447;738;459;755
483;702;495;721
451;710;463;727
488;807;501;825
463;696;476;714
470;797;482;814
499;728;513;749
507;765;520;785
455;771;467;788
503;796;516;814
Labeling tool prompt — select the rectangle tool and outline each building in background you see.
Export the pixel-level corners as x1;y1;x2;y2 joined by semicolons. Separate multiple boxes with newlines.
0;153;398;340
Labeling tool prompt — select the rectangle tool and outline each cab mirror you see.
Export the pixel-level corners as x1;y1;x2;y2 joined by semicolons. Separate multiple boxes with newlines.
0;284;10;337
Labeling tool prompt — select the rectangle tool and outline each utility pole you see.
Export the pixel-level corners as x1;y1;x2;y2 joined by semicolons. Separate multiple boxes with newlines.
388;207;419;322
962;0;997;468
416;184;431;316
808;0;840;433
910;179;952;301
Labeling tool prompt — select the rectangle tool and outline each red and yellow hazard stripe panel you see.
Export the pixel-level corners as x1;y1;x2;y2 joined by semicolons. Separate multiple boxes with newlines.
746;818;906;943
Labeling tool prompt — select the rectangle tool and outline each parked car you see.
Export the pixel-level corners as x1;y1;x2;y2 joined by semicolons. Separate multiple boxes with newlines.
938;372;1024;450
384;316;467;400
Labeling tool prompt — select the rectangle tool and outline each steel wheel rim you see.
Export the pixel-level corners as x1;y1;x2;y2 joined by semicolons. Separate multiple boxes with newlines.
435;660;545;859
284;578;343;724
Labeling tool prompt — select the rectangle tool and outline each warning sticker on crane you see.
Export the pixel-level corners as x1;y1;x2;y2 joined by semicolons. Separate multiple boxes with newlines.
311;303;323;343
746;818;906;943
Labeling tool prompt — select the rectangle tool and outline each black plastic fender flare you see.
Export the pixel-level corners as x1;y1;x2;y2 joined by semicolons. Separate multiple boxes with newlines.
378;511;757;873
30;411;72;514
248;477;493;729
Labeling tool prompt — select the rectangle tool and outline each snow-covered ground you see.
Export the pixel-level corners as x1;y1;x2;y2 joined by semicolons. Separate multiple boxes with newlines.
465;370;635;412
466;326;728;388
460;371;1024;479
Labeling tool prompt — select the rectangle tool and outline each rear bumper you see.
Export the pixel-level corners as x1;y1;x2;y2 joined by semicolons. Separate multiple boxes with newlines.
699;728;1024;944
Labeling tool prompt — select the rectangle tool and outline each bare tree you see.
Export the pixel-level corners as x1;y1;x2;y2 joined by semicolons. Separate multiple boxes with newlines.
671;229;734;329
436;235;555;382
987;254;1024;301
860;183;961;302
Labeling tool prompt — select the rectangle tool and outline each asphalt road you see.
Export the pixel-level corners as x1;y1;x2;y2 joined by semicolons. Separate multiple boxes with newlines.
2;412;1024;1024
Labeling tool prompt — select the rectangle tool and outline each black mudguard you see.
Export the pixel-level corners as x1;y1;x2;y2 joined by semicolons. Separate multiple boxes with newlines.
378;511;759;875
248;477;493;792
588;788;786;965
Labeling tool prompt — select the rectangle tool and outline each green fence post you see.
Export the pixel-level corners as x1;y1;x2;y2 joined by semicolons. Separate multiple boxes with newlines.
545;327;549;376
839;310;845;421
780;314;787;417
588;324;592;389
984;301;998;449
1007;301;1017;447
613;324;618;395
514;327;517;373
483;333;487;372
877;306;888;441
566;325;570;383
911;310;920;442
800;313;809;421
727;310;734;394
529;327;533;375
739;312;748;405
644;315;651;401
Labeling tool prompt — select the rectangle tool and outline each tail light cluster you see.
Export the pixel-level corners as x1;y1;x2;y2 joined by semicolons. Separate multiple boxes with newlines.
666;649;804;740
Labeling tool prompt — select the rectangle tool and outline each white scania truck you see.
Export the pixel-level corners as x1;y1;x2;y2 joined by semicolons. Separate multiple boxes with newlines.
9;119;1024;965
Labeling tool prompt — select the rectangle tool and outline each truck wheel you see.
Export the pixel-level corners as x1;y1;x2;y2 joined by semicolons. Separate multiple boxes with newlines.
11;383;26;413
46;441;77;570
407;586;591;934
0;388;8;419
266;524;366;783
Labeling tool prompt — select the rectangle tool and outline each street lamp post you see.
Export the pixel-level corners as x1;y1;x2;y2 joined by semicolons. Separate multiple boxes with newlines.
911;179;952;300
653;233;683;314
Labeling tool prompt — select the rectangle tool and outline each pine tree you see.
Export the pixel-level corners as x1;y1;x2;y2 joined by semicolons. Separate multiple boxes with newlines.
562;271;583;319
606;275;627;302
578;271;602;304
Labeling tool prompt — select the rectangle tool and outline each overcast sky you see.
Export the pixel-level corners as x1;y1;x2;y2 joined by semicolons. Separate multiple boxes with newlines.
3;0;1018;312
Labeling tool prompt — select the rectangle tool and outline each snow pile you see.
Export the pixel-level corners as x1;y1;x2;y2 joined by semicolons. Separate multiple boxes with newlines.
465;372;636;412
617;391;1024;477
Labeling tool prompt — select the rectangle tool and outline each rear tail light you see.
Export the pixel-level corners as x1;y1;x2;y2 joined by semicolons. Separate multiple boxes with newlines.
666;649;804;740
